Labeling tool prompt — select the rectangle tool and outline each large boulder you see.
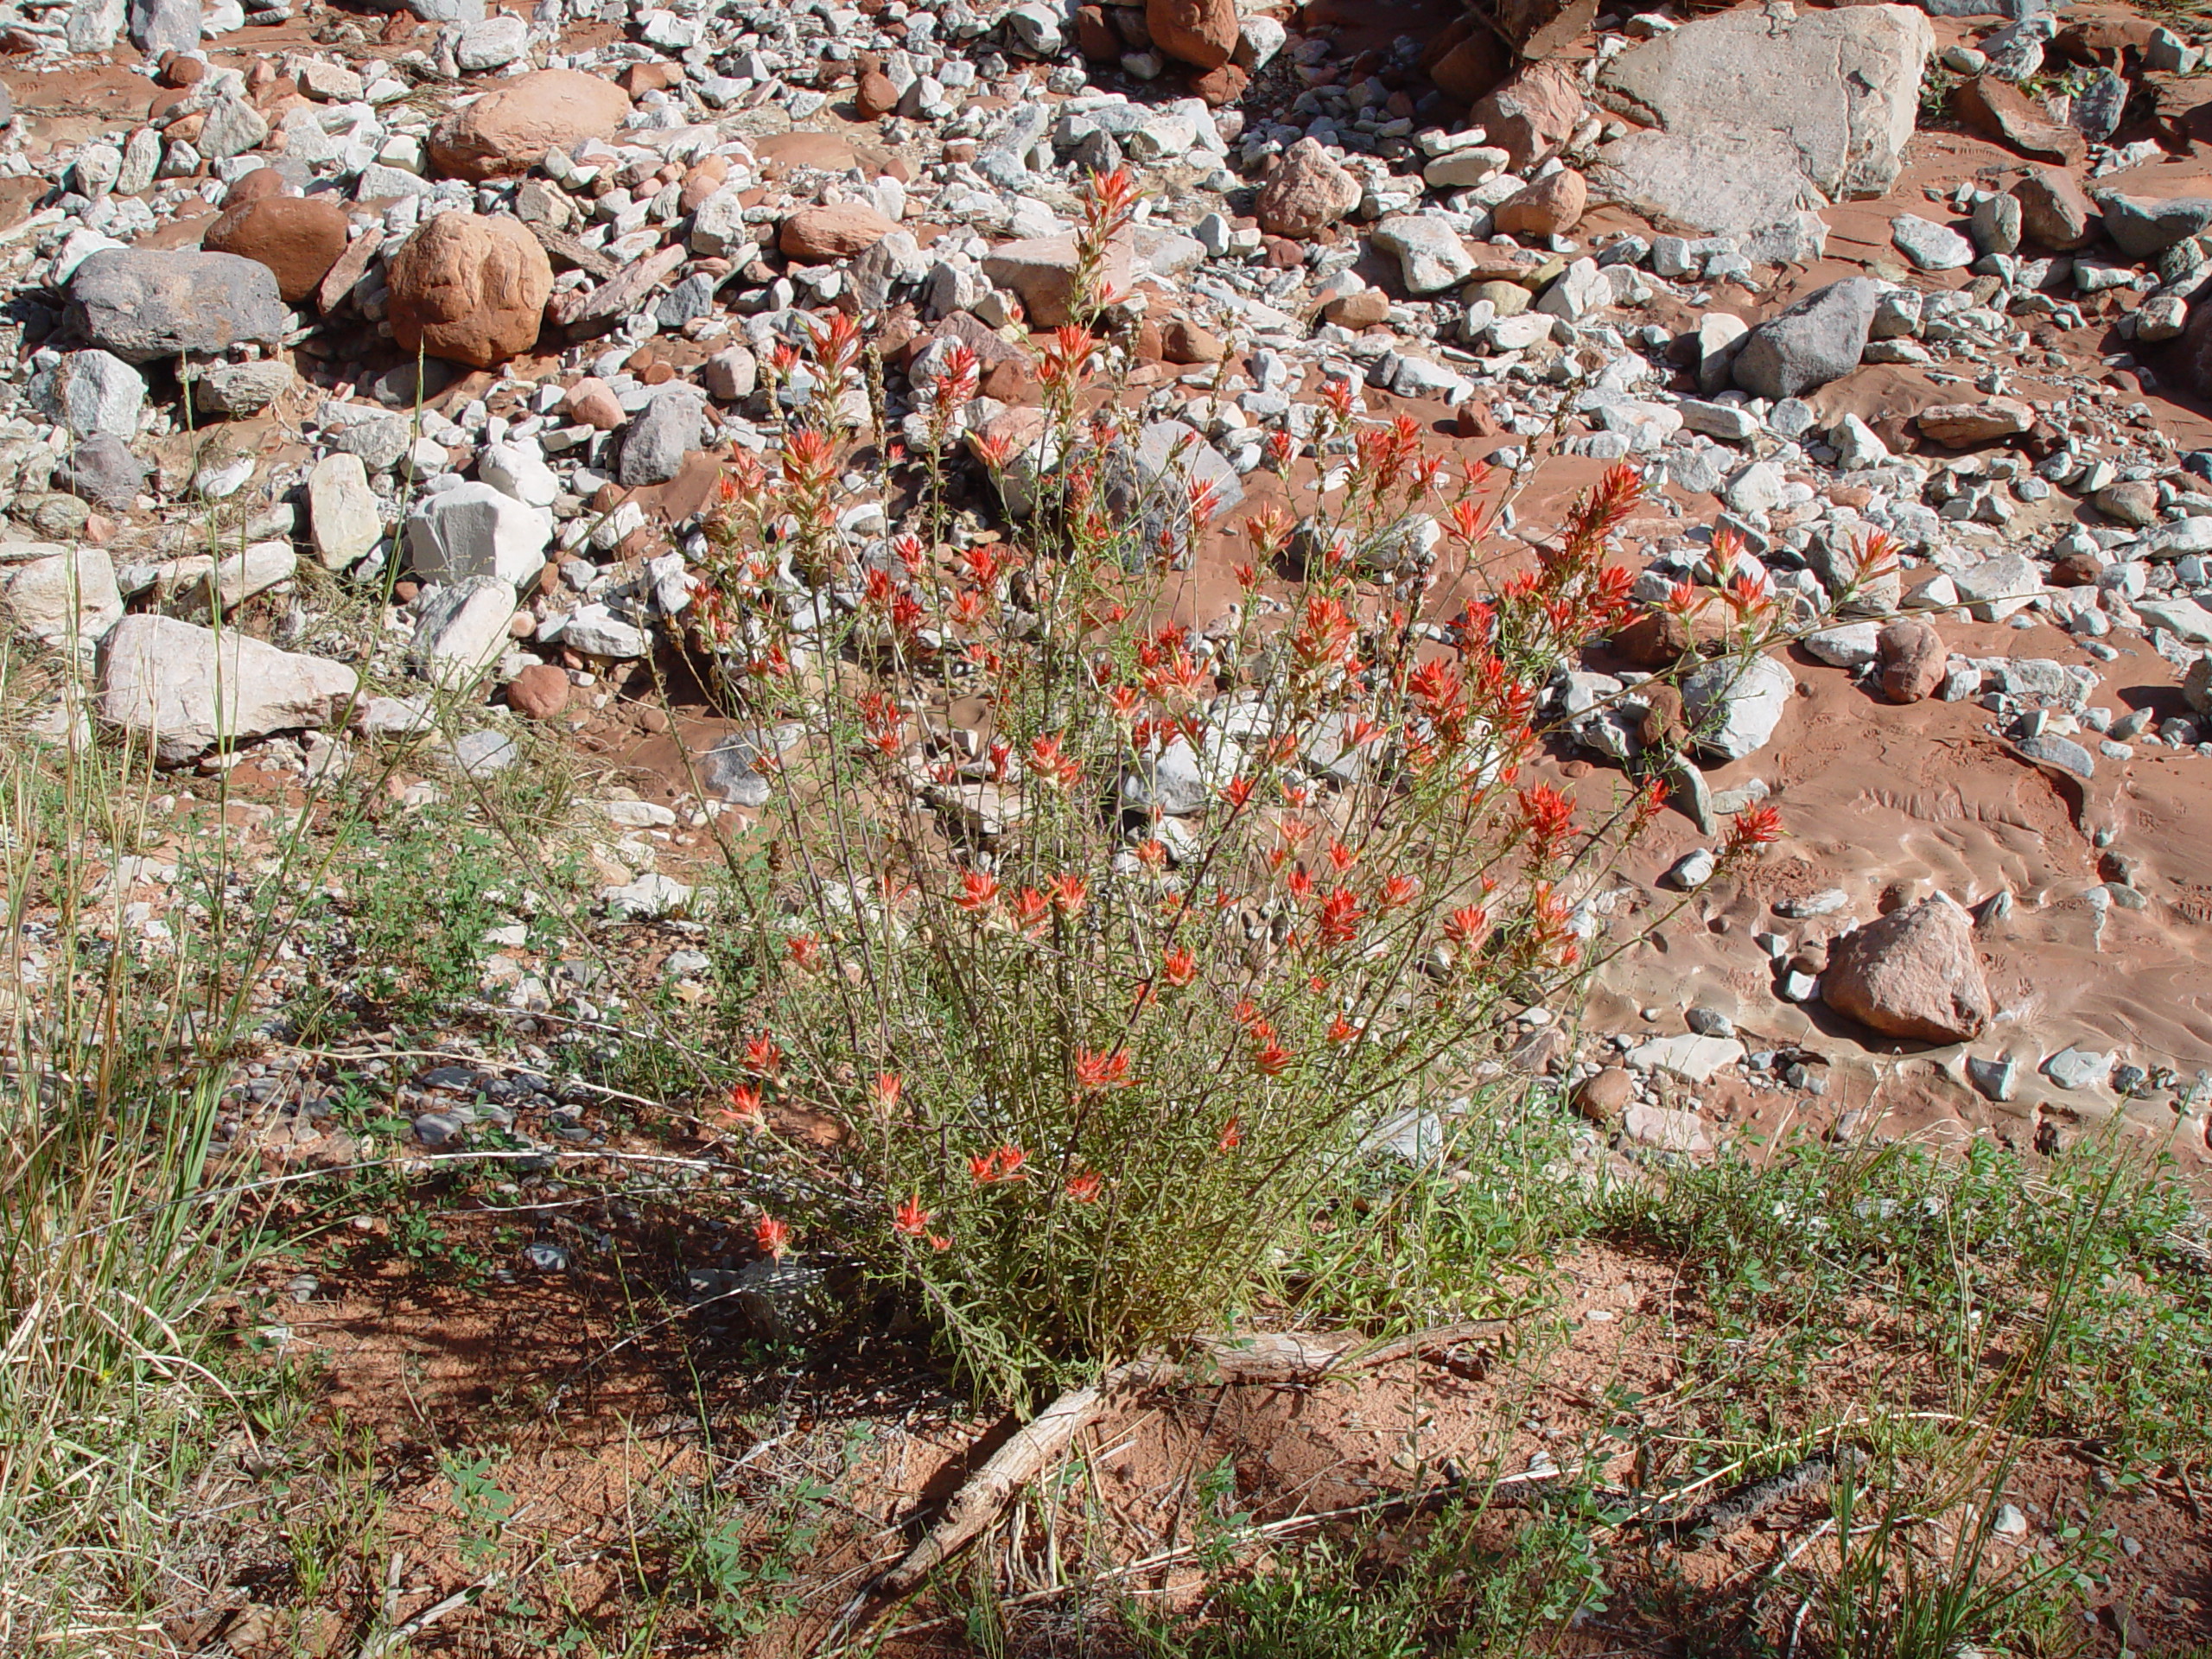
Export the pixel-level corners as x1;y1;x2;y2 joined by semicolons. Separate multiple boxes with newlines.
1255;138;1361;238
1731;276;1878;399
427;68;631;181
1146;0;1236;69
98;613;358;763
1596;3;1931;230
67;249;289;365
386;212;551;369
1821;893;1992;1045
201;194;350;303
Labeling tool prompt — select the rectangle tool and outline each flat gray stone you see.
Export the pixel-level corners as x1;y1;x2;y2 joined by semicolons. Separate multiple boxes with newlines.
67;249;289;365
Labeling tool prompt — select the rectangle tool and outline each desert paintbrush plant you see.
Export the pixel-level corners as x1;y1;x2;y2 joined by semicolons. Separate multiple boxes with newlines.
681;168;1861;1406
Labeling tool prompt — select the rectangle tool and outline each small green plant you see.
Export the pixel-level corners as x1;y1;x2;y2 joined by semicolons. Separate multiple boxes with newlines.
441;1450;518;1568
656;1471;834;1637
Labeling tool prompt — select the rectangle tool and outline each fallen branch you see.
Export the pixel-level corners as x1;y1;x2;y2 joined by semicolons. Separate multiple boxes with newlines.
844;1319;1511;1624
354;1570;501;1659
815;1459;1579;1659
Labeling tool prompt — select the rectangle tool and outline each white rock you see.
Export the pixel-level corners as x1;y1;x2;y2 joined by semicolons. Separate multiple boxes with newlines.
601;872;692;920
1805;620;1882;667
405;480;552;588
308;452;382;570
97;613;357;763
477;441;560;509
410;575;518;690
4;547;124;654
1681;652;1795;760
42;348;144;440
1626;1033;1746;1084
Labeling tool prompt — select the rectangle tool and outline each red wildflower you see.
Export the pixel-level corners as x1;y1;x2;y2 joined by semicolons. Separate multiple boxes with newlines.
956;868;1001;912
1217;1116;1243;1151
1726;803;1784;854
1328;1013;1359;1046
893;1195;931;1236
1160;947;1198;987
742;1034;782;1076
1075;1048;1134;1092
1317;888;1363;948
754;1217;791;1261
1028;732;1083;790
786;933;823;970
1051;873;1088;916
1379;874;1419;909
1442;906;1490;948
1065;1169;1103;1203
1251;1037;1293;1077
720;1083;764;1131
1013;887;1052;932
873;1073;904;1114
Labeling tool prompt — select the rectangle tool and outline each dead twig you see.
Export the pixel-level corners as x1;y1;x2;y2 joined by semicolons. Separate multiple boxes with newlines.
837;1319;1512;1629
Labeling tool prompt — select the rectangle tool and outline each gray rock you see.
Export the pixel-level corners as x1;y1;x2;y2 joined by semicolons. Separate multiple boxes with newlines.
67;249;289;365
617;385;706;486
556;601;650;658
188;359;294;419
2072;67;2123;141
1370;213;1475;295
1681;652;1796;760
1891;213;1974;271
454;13;528;68
2012;732;2094;779
697;722;801;805
198;98;270;161
2042;1046;2112;1090
1977;12;2051;78
127;0;200;55
445;729;518;777
58;434;148;509
41;349;143;441
1971;192;2022;256
67;0;126;53
1596;3;1932;203
410;575;516;689
334;414;411;472
2091;190;2212;260
97;613;357;763
1732;276;1879;399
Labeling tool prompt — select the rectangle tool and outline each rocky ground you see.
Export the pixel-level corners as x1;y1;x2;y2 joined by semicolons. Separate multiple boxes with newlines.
9;0;2212;1647
6;0;2212;1167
